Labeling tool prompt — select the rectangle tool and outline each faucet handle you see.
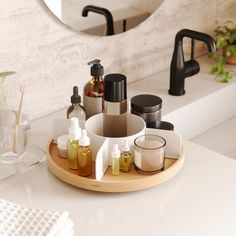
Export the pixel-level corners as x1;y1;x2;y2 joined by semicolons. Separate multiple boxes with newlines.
184;59;200;77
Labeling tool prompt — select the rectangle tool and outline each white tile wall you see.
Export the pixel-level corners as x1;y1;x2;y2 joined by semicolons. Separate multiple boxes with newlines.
0;0;236;119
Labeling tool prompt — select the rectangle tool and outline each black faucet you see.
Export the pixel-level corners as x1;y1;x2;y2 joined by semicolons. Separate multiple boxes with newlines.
82;5;115;36
169;29;216;96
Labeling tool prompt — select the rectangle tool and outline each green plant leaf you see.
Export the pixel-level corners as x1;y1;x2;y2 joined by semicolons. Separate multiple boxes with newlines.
215;29;226;36
229;32;236;44
0;71;15;77
211;65;219;74
208;51;216;58
216;38;226;48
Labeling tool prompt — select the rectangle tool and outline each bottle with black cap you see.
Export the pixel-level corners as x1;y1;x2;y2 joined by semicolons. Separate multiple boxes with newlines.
83;59;104;119
103;73;127;137
67;86;86;121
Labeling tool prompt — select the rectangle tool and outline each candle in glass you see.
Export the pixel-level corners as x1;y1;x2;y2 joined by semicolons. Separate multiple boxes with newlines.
134;135;166;174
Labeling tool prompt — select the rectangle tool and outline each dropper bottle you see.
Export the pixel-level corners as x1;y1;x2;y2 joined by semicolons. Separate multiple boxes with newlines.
67;117;81;170
77;129;93;177
120;140;132;172
67;86;86;121
111;144;120;176
83;59;104;119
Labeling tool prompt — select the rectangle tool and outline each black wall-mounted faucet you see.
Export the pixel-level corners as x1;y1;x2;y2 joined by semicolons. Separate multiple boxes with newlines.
169;29;216;96
82;5;115;36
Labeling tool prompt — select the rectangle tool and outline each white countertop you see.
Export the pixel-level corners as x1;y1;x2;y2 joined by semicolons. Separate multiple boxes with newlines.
1;56;236;236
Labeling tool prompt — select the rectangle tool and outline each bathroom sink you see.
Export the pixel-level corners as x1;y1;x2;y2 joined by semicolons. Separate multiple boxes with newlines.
192;116;236;160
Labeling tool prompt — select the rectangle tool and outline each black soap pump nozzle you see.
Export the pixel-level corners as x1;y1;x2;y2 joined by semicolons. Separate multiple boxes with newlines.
67;86;86;120
88;59;104;77
71;86;81;104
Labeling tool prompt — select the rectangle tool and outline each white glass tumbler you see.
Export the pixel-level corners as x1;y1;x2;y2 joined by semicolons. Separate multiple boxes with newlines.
0;110;30;163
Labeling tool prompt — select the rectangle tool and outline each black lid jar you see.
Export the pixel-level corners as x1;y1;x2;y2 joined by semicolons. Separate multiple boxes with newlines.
130;94;162;124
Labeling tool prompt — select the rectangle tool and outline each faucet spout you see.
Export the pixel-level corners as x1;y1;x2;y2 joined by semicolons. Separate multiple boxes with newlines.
175;29;216;52
82;5;115;36
169;29;216;96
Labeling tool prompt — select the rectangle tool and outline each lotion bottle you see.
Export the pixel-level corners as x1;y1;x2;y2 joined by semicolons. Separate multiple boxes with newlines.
103;74;127;137
83;59;104;119
67;86;86;121
112;144;120;176
67;117;81;169
77;129;92;176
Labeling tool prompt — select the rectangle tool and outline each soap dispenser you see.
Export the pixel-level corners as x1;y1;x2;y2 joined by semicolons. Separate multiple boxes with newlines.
67;86;86;121
83;59;104;119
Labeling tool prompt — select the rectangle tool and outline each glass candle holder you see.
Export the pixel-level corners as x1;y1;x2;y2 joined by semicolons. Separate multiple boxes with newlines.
134;134;166;174
0;110;30;163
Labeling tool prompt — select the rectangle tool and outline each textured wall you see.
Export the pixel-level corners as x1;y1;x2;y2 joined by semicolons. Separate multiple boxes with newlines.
0;0;236;119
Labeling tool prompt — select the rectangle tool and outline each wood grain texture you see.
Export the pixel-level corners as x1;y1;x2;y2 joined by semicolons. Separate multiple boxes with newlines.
46;141;185;192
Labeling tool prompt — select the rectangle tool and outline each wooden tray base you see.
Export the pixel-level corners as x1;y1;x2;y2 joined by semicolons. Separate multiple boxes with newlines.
46;141;184;192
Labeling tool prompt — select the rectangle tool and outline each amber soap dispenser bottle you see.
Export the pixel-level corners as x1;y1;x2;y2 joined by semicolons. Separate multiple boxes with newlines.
83;59;104;119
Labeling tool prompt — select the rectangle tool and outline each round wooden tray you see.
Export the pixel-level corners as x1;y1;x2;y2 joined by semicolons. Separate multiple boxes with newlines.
46;141;184;192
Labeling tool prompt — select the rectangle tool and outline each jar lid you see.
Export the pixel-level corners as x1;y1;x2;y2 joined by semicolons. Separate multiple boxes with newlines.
131;94;162;113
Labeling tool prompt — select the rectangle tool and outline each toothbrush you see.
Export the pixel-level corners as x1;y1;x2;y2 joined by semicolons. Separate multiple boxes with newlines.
13;84;25;153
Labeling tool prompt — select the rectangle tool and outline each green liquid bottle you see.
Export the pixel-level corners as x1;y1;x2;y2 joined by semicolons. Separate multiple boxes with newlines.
111;144;120;176
67;117;81;170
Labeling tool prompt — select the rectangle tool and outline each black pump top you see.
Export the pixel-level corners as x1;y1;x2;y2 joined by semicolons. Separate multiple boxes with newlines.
88;59;104;76
71;86;81;104
104;73;127;102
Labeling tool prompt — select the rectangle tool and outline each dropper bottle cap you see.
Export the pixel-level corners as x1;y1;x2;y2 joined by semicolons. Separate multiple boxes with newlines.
112;144;120;159
71;86;81;104
68;117;81;140
79;129;90;147
122;140;130;152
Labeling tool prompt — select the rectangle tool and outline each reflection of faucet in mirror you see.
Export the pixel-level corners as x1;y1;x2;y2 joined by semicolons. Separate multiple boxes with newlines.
169;29;216;96
82;5;115;36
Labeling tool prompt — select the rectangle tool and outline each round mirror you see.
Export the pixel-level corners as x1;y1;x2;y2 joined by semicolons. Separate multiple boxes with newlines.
42;0;165;36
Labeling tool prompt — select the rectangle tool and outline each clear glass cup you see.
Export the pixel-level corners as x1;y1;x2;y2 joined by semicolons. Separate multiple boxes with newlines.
0;110;30;163
134;134;166;174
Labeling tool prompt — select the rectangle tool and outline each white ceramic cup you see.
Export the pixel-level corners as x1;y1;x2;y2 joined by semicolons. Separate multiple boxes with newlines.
85;113;146;161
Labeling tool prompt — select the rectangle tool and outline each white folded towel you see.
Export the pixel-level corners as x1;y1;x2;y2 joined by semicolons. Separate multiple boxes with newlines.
0;199;74;236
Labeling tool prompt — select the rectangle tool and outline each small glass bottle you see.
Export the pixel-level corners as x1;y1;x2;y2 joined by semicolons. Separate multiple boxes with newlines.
83;59;104;119
67;118;81;170
77;129;92;177
120;140;132;172
111;144;120;176
67;86;86;121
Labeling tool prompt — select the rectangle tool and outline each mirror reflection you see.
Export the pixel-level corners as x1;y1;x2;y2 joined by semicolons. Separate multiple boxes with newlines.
43;0;165;36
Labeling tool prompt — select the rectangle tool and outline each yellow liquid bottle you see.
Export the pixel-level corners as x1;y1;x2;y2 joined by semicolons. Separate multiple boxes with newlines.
111;144;120;176
120;140;132;172
77;129;93;176
67;118;81;170
68;140;79;169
